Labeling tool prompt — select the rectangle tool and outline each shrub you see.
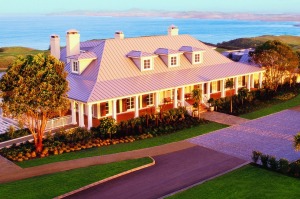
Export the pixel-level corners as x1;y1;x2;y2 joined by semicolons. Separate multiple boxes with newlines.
260;154;269;168
268;156;278;170
289;160;300;177
252;151;262;164
279;158;289;174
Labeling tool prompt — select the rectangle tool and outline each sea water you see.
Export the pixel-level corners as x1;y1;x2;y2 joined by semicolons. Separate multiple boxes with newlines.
0;15;299;50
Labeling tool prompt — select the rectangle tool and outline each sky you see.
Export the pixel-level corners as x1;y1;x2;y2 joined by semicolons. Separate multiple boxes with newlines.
0;0;299;14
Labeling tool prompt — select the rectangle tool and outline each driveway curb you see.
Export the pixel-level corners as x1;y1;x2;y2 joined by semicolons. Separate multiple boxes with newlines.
55;156;156;199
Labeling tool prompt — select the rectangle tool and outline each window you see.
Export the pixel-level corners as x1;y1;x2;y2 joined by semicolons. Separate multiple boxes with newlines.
127;97;134;110
72;61;79;73
144;59;151;69
105;102;109;114
238;76;246;87
170;56;177;66
195;54;200;63
147;93;154;105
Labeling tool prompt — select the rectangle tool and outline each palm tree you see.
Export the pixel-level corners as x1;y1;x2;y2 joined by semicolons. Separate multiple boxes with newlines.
294;133;300;151
192;88;202;119
225;78;234;113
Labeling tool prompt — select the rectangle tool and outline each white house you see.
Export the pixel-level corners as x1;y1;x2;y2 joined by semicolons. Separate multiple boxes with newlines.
50;26;264;129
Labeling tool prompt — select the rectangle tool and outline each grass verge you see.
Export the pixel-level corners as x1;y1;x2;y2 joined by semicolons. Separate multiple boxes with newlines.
17;122;226;168
168;165;300;199
241;94;300;119
0;157;152;199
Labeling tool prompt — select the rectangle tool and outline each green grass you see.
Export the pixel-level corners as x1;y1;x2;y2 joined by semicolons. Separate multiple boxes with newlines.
169;165;300;199
0;47;47;69
241;94;300;119
0;157;152;199
17;122;227;168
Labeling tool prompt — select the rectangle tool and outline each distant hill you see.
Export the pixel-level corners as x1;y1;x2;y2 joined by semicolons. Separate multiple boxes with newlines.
0;47;47;70
217;35;300;52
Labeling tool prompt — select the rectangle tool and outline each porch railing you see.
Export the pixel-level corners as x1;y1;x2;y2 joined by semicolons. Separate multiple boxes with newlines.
45;115;72;130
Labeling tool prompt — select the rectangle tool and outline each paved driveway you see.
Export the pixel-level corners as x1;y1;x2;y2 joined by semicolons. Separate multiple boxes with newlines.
66;146;246;199
190;110;300;162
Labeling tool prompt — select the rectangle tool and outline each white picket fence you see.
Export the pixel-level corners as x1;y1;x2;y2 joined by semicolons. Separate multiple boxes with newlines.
45;115;72;130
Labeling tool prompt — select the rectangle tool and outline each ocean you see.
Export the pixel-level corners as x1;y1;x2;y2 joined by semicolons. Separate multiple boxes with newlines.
0;15;300;50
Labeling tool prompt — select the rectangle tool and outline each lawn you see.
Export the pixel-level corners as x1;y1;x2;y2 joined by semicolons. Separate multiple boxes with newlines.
17;122;227;168
169;165;300;199
0;47;47;69
241;94;300;119
0;157;152;199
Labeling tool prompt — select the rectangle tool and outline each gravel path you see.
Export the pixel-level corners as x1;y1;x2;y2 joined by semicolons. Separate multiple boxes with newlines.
190;110;300;162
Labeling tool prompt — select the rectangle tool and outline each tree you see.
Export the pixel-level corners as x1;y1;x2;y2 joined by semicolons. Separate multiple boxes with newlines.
225;78;234;113
252;40;299;90
192;88;202;119
294;133;300;152
0;54;69;153
238;87;249;106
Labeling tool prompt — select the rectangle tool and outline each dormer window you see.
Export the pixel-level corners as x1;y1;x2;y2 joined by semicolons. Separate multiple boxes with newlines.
179;46;205;65
143;59;151;70
72;60;79;73
127;50;156;72
171;56;177;66
195;53;200;63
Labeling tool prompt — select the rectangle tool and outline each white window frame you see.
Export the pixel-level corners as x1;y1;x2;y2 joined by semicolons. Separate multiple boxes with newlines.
105;102;109;114
127;97;134;110
194;53;200;63
72;60;79;73
170;56;177;67
146;93;154;106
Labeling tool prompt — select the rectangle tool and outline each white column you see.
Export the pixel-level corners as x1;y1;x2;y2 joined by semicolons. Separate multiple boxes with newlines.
221;79;225;98
234;77;239;95
134;95;139;118
97;103;101;119
201;83;204;103
112;99;117;120
173;88;178;108
71;100;77;125
259;72;263;88
250;74;255;88
78;102;85;127
87;103;92;130
206;82;211;99
139;96;143;109
155;91;160;108
247;74;251;90
180;86;185;105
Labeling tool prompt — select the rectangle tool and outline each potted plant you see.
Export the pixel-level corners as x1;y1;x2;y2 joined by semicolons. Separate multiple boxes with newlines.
207;98;215;111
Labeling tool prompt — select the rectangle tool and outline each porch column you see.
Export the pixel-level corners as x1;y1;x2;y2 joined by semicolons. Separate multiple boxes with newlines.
70;100;77;125
139;96;143;109
173;88;178;108
206;82;211;99
155;91;160;108
234;77;239;95
180;86;185;105
87;103;92;130
250;74;255;88
259;72;263;88
201;83;204;103
247;74;251;90
220;79;225;98
135;95;139;118
97;103;101;119
112;99;117;120
78;102;85;127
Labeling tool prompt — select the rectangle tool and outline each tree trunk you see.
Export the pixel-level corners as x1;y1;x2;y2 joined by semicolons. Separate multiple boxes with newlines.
230;97;233;113
35;137;43;153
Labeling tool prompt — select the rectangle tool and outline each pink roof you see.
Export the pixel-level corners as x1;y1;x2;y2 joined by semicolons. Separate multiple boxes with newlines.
67;51;97;60
154;48;181;55
179;46;205;52
61;34;263;103
126;50;155;58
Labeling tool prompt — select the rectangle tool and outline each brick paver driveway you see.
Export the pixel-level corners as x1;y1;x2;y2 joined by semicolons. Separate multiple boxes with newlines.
190;110;300;162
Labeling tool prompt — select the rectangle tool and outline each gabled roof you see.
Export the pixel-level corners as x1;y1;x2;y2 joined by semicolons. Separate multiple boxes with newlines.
179;46;205;52
154;48;182;55
126;50;156;58
61;34;264;103
67;52;97;60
